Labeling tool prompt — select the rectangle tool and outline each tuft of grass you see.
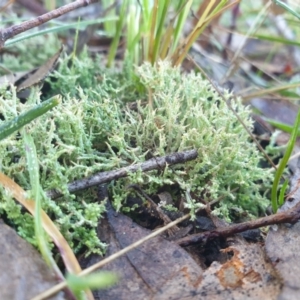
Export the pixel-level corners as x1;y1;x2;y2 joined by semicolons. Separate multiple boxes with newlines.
104;0;233;66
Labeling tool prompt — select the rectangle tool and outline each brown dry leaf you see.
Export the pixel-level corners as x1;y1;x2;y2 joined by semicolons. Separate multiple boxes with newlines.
249;59;290;74
81;201;204;300
0;220;63;300
81;201;281;300
0;71;27;87
16;45;63;92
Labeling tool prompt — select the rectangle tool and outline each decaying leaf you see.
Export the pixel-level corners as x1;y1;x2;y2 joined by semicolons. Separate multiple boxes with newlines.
80;199;282;300
0;171;97;300
0;71;27;87
0;220;63;300
81;201;204;299
16;45;63;92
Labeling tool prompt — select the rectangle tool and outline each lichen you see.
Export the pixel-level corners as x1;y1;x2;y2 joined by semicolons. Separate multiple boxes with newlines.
0;49;272;254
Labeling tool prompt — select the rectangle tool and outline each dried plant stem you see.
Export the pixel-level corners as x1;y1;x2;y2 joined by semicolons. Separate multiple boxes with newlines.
0;0;100;49
46;149;198;199
177;200;300;246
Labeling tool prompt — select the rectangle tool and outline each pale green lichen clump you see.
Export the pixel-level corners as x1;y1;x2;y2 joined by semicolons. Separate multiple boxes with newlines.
0;50;271;254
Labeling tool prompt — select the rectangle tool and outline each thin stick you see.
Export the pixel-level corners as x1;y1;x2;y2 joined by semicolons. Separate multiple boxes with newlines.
177;200;300;246
46;149;198;199
0;0;100;49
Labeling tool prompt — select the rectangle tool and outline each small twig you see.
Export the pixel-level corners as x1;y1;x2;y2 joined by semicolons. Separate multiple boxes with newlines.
0;0;100;49
176;201;300;247
46;149;198;199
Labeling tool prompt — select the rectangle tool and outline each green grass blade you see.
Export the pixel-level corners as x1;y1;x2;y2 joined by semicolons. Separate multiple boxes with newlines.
66;272;118;298
273;0;300;19
127;4;141;64
22;130;54;268
271;109;300;212
278;179;289;206
152;0;170;64
107;0;128;67
263;117;300;136
253;33;300;47
172;0;193;53
0;95;60;141
5;17;117;48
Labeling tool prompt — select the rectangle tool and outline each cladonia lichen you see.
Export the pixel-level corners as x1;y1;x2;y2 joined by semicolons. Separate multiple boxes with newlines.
0;49;272;254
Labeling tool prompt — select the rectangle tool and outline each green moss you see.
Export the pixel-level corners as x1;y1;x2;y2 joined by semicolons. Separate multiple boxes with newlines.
0;50;272;254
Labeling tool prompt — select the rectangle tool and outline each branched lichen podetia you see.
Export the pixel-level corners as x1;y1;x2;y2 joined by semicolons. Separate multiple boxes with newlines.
0;51;272;254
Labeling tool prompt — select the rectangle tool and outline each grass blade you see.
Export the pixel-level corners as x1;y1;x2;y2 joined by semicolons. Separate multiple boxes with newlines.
66;272;118;298
5;17;117;47
0;95;60;141
271;110;300;212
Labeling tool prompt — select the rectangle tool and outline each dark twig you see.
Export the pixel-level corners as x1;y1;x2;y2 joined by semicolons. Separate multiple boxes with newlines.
46;149;198;199
0;0;100;49
176;201;300;246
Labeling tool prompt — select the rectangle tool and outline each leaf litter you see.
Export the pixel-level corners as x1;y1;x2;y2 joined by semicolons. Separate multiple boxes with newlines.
80;189;282;300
